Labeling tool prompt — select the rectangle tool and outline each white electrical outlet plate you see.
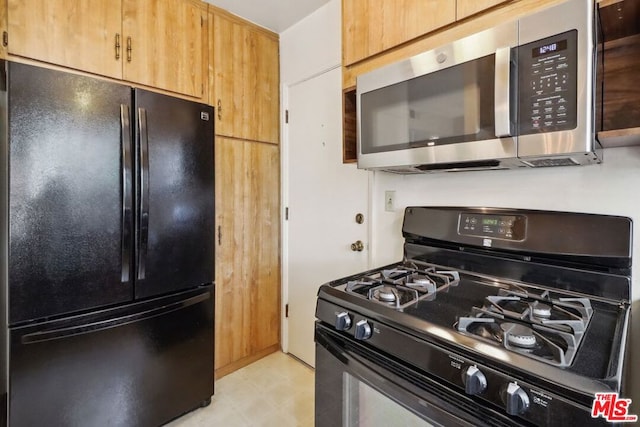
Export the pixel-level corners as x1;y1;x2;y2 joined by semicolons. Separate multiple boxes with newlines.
385;191;395;212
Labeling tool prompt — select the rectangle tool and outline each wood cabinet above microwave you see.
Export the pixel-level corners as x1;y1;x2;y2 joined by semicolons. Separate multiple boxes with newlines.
342;0;514;67
6;0;207;99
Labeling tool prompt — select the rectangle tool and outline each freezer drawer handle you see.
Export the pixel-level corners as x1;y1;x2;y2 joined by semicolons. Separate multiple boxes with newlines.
120;104;133;283
20;292;211;344
137;107;150;280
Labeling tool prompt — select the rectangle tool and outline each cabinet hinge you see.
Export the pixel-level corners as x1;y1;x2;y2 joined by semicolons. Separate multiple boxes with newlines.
201;16;204;27
285;207;289;220
285;110;289;124
217;225;222;246
2;31;8;47
285;303;289;318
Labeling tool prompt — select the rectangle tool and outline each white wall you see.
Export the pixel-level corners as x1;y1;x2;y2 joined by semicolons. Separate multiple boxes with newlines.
280;0;340;85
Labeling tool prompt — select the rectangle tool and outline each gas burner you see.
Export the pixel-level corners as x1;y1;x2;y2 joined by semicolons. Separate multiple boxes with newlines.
502;323;537;348
376;286;398;302
405;276;436;294
532;303;552;319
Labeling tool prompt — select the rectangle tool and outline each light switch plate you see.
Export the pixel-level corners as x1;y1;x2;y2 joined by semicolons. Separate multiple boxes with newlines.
385;191;395;212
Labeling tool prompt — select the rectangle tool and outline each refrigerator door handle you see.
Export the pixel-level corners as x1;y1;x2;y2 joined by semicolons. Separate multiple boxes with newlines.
120;104;133;283
20;292;210;344
137;107;150;280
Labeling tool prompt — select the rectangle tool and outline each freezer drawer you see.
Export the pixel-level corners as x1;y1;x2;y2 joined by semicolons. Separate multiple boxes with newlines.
8;286;214;427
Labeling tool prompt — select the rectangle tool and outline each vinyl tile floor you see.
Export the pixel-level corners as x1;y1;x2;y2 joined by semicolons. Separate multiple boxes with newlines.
167;351;315;427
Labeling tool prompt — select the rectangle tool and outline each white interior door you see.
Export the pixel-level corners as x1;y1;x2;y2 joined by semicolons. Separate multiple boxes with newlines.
284;67;369;367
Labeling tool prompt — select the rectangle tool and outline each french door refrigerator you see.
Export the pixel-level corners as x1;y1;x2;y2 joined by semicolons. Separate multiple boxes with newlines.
0;61;215;427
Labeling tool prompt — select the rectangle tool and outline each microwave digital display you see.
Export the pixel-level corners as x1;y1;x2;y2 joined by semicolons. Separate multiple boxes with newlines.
532;39;568;58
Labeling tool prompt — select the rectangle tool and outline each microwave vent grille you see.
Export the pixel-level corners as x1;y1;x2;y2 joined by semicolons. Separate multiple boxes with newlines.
522;158;580;168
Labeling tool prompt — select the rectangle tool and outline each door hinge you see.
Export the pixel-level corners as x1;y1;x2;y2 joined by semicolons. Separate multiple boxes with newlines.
2;31;8;47
285;207;289;220
285;303;289;318
285;110;289;124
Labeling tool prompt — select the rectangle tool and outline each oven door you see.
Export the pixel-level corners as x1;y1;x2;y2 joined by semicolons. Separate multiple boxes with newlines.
315;323;521;427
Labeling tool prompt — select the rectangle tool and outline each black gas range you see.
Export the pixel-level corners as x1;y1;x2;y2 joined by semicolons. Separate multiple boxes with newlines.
315;207;633;426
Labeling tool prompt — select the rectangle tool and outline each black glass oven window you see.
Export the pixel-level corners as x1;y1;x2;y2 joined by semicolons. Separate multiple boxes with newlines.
344;373;434;426
360;55;496;154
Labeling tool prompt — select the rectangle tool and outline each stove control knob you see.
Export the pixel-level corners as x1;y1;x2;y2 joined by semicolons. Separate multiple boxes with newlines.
461;366;487;395
354;320;372;340
503;382;530;416
335;312;352;331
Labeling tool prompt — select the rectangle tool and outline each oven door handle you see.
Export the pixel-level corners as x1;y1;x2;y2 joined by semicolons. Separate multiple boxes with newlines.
494;46;512;138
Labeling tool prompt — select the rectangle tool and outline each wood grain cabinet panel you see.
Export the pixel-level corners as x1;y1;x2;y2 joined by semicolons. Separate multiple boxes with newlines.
342;0;456;66
7;0;122;79
123;0;206;98
210;10;279;144
457;0;512;20
214;137;280;376
6;0;206;99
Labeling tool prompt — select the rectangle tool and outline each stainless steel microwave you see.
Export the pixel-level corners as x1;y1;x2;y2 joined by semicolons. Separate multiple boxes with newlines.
356;0;601;173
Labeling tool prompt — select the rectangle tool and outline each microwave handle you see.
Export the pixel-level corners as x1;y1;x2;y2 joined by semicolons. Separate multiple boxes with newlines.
494;47;512;137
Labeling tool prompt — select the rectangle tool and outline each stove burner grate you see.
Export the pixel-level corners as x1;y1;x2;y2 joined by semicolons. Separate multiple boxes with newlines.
343;261;460;310
456;286;593;367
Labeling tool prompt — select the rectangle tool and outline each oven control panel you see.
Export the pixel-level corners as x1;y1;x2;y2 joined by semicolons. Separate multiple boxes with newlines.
457;213;526;241
517;30;578;135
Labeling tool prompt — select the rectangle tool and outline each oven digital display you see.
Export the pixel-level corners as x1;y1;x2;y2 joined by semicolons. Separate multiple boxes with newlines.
532;39;567;58
458;214;525;241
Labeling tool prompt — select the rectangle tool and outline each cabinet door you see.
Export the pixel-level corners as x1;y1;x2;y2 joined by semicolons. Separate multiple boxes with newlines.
457;0;512;20
343;0;456;66
7;0;122;79
214;137;280;373
123;0;205;98
211;12;279;144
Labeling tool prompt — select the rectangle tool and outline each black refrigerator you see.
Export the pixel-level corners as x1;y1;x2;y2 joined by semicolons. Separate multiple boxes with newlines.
0;61;215;426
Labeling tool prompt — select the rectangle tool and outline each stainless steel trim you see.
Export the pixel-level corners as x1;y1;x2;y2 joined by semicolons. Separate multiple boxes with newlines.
137;107;149;281
494;47;512;137
517;0;598;163
120;105;133;283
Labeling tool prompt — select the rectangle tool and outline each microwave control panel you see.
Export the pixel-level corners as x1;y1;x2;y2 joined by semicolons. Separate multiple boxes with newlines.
517;30;578;135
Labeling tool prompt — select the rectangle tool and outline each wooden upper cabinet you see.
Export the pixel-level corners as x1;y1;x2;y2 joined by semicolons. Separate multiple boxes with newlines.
123;0;206;98
5;0;206;99
7;0;123;79
457;0;512;20
210;10;280;144
343;0;456;66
